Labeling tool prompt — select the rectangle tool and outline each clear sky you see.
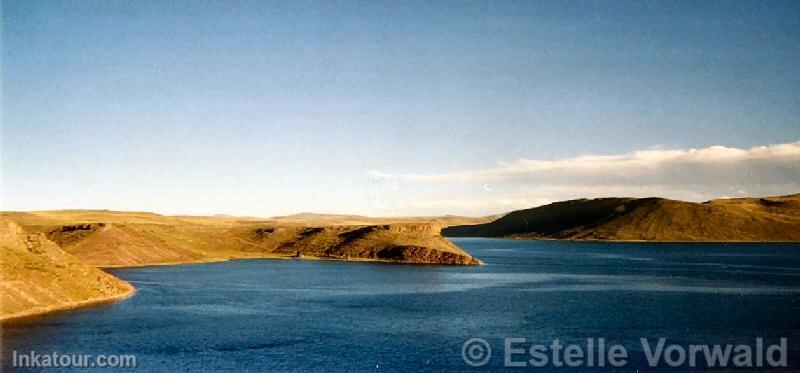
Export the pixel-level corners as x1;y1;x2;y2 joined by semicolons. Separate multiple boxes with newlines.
3;0;800;216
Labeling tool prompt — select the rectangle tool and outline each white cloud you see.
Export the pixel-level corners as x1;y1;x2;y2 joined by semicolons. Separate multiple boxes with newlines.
369;141;800;215
371;141;800;184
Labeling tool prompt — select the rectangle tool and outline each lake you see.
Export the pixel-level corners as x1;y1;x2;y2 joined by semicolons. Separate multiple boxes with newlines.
3;238;800;371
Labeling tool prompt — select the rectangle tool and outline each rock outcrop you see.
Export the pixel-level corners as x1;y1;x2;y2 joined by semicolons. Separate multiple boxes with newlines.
248;223;480;265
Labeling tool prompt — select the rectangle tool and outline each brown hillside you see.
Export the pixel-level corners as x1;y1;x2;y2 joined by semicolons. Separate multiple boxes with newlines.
0;221;133;321
47;224;206;267
6;211;481;267
0;211;480;320
244;223;478;265
443;194;800;242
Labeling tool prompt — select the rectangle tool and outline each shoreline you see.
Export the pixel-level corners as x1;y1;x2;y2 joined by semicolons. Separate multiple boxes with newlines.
2;236;790;323
2;253;481;322
99;252;483;270
0;284;136;324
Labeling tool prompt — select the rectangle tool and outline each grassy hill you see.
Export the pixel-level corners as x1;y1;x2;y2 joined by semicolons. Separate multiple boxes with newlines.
0;221;134;321
442;194;800;242
1;211;482;267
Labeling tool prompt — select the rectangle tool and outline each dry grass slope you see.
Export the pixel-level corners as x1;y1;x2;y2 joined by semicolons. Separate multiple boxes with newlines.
3;211;481;267
443;194;800;242
0;211;482;320
0;221;133;321
245;223;479;265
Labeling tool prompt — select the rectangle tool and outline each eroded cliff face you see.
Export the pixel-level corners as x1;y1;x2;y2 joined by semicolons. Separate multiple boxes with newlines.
385;223;442;235
249;224;480;265
375;245;482;265
15;215;481;267
0;221;134;321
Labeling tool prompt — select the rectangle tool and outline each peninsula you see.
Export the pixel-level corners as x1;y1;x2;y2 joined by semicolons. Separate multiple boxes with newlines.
0;211;484;321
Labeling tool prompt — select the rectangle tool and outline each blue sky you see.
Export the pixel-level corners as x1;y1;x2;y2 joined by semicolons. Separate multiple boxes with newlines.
3;0;800;216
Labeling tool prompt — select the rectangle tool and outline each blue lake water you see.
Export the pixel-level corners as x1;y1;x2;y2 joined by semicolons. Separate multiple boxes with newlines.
3;238;800;371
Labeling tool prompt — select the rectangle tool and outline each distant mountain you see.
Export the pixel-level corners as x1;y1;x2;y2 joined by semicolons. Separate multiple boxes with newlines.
442;194;800;242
